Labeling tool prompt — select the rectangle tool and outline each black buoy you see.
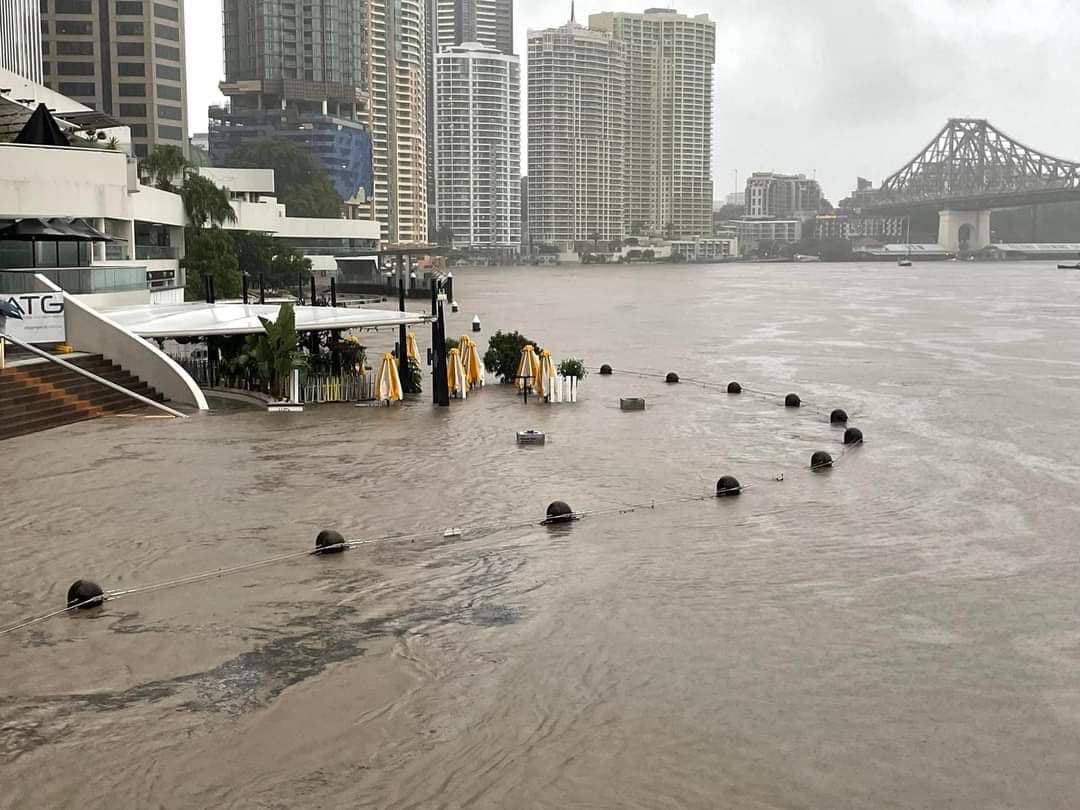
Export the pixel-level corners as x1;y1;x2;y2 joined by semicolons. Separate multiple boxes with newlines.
785;393;801;408
315;529;347;554
600;364;613;376
830;408;848;424
716;476;742;497
67;580;104;609
666;372;680;384
727;382;742;394
811;451;833;470
545;501;575;524
844;427;864;445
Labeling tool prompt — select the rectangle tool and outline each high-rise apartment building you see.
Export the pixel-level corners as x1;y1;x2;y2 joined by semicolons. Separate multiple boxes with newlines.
425;0;513;237
0;0;43;83
745;172;823;219
211;0;373;207
39;0;188;158
527;20;625;253
434;42;520;255
368;0;428;244
590;9;716;240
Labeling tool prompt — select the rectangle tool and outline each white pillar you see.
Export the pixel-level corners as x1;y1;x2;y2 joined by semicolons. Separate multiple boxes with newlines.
938;209;993;253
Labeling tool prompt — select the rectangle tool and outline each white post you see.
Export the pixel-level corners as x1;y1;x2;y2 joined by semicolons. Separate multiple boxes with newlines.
570;376;578;403
291;368;300;403
0;337;5;370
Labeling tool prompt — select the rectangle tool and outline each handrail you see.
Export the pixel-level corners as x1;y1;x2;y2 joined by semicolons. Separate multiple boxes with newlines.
0;332;187;419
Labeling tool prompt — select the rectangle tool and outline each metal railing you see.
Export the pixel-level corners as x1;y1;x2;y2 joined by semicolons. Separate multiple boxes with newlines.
0;332;187;419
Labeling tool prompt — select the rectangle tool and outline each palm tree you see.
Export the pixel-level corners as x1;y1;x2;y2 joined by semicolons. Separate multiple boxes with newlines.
182;174;237;229
140;145;191;192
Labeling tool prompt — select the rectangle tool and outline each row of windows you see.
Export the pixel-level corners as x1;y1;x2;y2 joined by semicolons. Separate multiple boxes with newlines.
42;0;179;18
40;20;181;41
54;80;183;101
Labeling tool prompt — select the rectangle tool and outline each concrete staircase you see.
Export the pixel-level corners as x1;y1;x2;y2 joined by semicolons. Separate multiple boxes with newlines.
0;355;165;440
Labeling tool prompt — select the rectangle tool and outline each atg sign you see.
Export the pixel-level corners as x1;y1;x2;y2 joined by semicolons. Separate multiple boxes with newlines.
2;293;66;344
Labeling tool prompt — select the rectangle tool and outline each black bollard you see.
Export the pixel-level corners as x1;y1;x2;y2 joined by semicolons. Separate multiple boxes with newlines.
67;580;104;609
811;451;833;470
727;382;742;394
785;393;801;408
314;529;347;555
830;409;848;424
600;364;613;375
544;501;575;524
843;427;864;445
666;372;680;384
716;476;742;497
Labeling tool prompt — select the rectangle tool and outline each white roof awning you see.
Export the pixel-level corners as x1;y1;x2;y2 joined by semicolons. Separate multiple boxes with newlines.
99;302;430;339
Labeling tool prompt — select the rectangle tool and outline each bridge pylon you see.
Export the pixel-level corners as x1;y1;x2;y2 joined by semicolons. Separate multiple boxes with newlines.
938;209;992;253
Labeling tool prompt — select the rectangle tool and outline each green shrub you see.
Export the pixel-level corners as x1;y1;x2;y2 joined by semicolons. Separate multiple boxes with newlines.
483;330;541;384
557;357;587;379
402;356;424;395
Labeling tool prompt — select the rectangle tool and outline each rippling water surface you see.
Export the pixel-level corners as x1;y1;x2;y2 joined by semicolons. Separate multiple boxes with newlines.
3;261;1080;808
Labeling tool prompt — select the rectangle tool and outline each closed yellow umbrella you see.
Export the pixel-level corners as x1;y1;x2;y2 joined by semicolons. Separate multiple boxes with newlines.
405;331;420;363
461;335;484;389
447;347;469;398
516;345;540;392
375;352;403;402
536;350;557;399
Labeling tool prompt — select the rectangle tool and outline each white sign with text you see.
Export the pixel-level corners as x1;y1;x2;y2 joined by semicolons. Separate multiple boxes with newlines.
2;292;67;344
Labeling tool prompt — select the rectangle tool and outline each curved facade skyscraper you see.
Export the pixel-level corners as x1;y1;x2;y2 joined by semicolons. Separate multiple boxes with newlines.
434;42;520;255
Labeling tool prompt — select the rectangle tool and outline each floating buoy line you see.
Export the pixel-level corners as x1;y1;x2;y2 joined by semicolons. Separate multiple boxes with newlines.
1;365;867;639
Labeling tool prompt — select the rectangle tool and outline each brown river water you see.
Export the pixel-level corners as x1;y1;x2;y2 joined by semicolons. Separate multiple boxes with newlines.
3;261;1080;809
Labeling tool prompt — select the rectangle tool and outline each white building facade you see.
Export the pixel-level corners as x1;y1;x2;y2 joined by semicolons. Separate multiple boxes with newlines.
434;43;520;255
368;0;428;245
527;22;625;253
590;9;716;240
745;172;823;220
0;0;42;84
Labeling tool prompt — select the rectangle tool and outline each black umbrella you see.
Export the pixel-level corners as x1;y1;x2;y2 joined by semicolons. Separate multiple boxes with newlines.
0;300;24;320
13;103;70;147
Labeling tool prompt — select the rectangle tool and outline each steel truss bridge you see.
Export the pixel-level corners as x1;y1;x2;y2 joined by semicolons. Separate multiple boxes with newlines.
857;119;1080;215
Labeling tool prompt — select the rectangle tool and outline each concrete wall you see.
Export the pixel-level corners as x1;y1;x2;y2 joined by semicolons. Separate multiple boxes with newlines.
133;185;186;227
197;167;276;195
0;143;131;220
36;275;208;410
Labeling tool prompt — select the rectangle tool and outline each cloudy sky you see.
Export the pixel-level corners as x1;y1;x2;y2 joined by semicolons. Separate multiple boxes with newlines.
185;0;1080;203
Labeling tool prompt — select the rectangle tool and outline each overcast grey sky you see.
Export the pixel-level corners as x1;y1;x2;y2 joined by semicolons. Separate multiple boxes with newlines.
184;0;1080;203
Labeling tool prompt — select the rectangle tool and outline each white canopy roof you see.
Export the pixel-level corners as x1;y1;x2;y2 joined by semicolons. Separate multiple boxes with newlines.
100;302;429;339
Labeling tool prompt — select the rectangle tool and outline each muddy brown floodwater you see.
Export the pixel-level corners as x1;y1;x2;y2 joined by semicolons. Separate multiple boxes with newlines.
3;261;1080;809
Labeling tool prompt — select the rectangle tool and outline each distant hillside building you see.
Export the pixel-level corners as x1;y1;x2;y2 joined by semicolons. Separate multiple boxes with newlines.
527;19;625;253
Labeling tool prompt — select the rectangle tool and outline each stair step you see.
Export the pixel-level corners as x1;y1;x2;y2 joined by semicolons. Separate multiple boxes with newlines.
0;353;167;440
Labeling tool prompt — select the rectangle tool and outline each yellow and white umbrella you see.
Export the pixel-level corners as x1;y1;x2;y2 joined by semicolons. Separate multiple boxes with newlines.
447;347;468;399
375;352;403;402
516;345;541;392
460;335;485;389
536;350;557;399
406;331;420;363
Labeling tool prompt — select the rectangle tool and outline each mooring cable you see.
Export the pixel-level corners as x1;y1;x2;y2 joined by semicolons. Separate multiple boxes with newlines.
0;464;862;639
